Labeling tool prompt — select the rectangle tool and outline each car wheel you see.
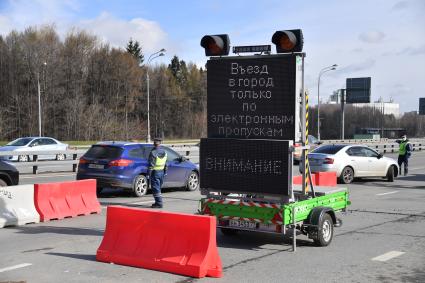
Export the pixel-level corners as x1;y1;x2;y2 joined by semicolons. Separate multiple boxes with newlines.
0;179;7;187
313;213;334;247
18;155;29;162
133;175;148;197
340;166;354;184
386;166;395;182
186;171;199;191
56;154;66;161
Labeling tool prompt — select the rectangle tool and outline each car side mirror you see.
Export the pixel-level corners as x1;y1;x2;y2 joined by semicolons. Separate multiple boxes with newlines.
317;141;323;145
179;156;187;162
377;153;383;159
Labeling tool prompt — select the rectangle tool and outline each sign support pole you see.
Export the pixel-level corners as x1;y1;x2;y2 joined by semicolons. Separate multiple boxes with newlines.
301;54;314;197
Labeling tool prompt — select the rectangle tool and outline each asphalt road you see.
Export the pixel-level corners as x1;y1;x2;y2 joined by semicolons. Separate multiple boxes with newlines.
1;152;425;282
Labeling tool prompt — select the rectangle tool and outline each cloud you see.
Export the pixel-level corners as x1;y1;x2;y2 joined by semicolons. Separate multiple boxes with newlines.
334;59;376;76
359;31;386;43
388;83;411;97
79;12;168;52
351;48;363;53
391;1;409;11
397;45;425;56
0;1;168;54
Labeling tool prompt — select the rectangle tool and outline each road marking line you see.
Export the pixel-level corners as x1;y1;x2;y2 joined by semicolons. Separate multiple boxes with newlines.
410;166;425;171
372;251;405;262
0;263;32;273
376;191;399;196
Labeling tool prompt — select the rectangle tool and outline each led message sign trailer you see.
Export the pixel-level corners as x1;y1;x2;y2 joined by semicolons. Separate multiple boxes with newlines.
207;55;297;140
200;138;290;196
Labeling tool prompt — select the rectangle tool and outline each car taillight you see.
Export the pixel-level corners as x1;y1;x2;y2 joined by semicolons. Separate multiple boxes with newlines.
294;143;301;147
79;158;88;165
324;158;334;164
109;159;134;167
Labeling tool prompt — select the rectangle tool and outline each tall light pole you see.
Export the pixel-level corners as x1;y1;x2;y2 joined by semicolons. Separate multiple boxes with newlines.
317;64;337;140
37;62;47;137
145;49;165;143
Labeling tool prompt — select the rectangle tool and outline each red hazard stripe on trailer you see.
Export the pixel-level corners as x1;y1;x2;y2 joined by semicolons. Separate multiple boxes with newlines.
205;199;280;209
203;199;283;224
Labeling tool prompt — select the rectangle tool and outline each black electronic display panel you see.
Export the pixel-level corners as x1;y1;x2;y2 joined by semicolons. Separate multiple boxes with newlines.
207;55;296;140
419;98;425;115
346;77;371;103
200;138;290;196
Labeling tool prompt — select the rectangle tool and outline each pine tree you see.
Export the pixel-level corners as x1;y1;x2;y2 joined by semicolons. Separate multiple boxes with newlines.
126;38;144;64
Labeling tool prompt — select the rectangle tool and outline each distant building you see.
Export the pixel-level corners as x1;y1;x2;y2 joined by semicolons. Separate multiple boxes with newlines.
327;96;400;117
328;91;340;104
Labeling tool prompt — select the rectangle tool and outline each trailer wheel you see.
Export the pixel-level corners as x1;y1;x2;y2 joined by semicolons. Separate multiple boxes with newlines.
220;228;239;236
313;213;334;247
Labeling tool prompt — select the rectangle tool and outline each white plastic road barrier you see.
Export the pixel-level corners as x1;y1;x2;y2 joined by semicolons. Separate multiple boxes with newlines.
0;184;40;228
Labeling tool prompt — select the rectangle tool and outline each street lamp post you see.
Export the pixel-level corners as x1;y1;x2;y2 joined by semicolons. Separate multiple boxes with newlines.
317;64;337;140
37;62;47;137
145;49;166;143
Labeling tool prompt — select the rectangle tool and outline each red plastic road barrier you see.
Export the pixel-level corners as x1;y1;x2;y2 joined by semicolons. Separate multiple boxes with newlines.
293;172;336;187
314;171;337;186
34;179;101;221
96;206;222;278
292;174;316;185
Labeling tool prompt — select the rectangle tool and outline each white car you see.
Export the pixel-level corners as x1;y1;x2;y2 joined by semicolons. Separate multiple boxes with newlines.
0;137;68;162
303;144;399;184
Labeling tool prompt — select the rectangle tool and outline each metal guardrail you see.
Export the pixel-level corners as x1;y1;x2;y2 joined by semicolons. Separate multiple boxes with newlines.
1;139;423;174
322;139;425;153
0;147;199;174
0;149;86;174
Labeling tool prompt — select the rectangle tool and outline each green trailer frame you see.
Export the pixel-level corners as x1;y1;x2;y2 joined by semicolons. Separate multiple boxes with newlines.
200;187;350;249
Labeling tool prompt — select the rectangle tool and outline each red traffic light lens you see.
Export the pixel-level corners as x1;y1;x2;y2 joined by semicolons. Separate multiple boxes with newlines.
272;29;303;53
200;34;230;56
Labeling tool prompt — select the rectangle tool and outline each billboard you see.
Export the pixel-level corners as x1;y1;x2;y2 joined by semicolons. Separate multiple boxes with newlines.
420;98;425;115
200;138;290;196
346;77;371;103
207;55;298;141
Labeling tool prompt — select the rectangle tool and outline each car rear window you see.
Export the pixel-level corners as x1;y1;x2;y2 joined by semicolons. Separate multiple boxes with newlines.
84;145;123;159
312;144;345;154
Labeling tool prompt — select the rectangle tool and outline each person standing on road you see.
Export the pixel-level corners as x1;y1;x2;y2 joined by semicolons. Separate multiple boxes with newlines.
148;138;168;208
396;134;412;176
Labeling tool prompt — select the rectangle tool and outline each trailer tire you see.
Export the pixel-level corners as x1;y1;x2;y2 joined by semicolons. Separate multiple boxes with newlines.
313;213;334;247
220;228;239;236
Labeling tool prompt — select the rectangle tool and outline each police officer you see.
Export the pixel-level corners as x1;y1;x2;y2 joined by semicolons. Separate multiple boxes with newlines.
148;138;167;208
396;134;412;176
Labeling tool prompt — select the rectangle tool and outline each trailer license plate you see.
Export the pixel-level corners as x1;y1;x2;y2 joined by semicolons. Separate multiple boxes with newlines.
88;164;104;169
229;220;256;229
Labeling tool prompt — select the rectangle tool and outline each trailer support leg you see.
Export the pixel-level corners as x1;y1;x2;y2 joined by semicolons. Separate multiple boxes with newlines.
292;206;296;252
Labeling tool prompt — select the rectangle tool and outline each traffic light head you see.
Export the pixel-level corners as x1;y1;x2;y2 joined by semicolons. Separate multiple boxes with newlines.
200;34;230;56
272;29;303;53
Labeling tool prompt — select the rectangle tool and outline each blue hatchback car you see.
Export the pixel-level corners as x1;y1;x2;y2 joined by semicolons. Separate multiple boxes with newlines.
76;141;199;197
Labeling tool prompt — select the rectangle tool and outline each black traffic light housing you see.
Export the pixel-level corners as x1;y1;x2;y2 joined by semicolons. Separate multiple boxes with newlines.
200;34;230;56
272;29;304;53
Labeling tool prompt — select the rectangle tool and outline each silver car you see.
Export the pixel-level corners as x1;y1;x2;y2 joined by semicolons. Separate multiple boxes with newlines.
0;137;68;162
304;144;399;184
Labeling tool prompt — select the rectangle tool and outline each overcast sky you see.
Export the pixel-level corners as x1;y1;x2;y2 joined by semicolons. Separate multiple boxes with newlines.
1;0;424;113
